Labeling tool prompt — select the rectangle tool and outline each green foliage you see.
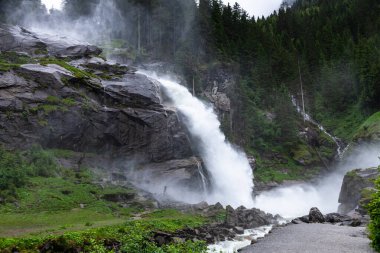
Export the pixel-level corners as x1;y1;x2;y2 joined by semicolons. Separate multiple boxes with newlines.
30;95;77;116
0;51;34;71
0;208;206;252
367;171;380;252
353;112;380;142
0;149;27;201
0;219;207;253
24;146;59;177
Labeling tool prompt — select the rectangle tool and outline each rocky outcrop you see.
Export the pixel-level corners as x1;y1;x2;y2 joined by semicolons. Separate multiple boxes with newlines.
338;167;379;214
308;207;325;223
292;208;369;227
0;24;101;58
0;25;203;192
225;205;277;229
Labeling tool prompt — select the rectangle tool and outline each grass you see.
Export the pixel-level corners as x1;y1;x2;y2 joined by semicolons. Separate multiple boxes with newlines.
30;96;78;115
316;104;367;141
353;111;380;142
0;218;207;253
254;155;319;183
0;51;35;71
0;147;207;252
0;210;125;238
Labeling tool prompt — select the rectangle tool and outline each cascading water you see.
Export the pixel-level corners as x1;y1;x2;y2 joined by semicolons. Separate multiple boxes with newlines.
140;71;254;208
291;95;345;158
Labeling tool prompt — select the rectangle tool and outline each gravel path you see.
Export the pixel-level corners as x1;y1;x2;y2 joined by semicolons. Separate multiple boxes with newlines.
240;223;375;253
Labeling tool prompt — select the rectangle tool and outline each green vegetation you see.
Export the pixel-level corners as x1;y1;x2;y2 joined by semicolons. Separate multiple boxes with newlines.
0;51;34;71
0;147;207;251
0;219;206;253
39;58;96;79
30;95;78;116
254;155;319;183
367;168;380;252
353;112;380;142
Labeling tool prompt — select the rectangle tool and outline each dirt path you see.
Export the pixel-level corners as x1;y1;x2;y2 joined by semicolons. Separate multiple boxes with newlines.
240;223;375;253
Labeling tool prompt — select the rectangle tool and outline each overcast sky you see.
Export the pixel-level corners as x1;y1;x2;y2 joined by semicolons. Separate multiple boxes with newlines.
227;0;283;18
41;0;282;18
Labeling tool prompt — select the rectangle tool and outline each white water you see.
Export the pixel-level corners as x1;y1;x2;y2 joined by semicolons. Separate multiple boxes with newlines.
140;71;254;208
208;225;273;253
254;144;380;218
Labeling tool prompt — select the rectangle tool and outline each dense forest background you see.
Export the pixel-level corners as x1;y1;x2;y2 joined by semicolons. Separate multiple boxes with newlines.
0;0;379;163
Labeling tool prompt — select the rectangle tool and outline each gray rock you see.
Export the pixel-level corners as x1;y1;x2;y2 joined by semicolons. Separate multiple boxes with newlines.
0;24;101;58
225;205;274;229
233;226;245;234
0;24;204;194
225;205;238;227
338;168;379;214
309;207;325;223
324;213;351;223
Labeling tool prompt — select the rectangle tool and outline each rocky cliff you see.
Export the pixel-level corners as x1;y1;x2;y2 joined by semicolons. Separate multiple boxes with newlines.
0;24;204;195
338;167;380;214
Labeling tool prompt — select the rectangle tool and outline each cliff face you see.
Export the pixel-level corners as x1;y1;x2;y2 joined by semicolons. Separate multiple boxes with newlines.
338;167;379;215
0;24;203;193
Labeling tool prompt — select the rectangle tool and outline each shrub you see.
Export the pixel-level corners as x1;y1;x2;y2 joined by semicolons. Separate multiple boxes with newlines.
25;145;59;177
368;169;380;252
0;148;27;201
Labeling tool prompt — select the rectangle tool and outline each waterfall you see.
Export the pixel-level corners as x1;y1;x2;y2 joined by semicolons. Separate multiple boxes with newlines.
140;71;254;208
291;95;345;158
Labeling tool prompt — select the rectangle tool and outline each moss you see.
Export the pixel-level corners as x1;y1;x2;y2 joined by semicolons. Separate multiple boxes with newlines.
37;119;48;127
39;58;97;79
62;98;77;107
46;96;60;104
346;169;359;178
0;51;35;72
0;62;21;72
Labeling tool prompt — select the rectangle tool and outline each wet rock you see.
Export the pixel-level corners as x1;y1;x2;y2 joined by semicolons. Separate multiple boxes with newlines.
233;226;245;234
102;192;136;202
338;168;379;214
309;207;325;223
153;231;173;246
324;213;351;224
0;24;204;194
0;24;101;58
225;205;239;227
225;205;275;229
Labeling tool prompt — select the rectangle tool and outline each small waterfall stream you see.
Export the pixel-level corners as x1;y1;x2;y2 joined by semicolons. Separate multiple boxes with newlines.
291;95;345;158
196;159;208;193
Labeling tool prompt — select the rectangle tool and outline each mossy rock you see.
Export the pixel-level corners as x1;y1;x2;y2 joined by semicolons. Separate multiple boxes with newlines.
291;144;319;165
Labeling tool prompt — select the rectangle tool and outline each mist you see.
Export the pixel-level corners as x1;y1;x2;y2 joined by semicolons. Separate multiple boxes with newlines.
254;144;380;218
3;0;199;62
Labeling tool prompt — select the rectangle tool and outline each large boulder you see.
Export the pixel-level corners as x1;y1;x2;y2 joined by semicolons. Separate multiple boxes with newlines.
338;167;379;214
308;207;325;223
225;205;275;229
